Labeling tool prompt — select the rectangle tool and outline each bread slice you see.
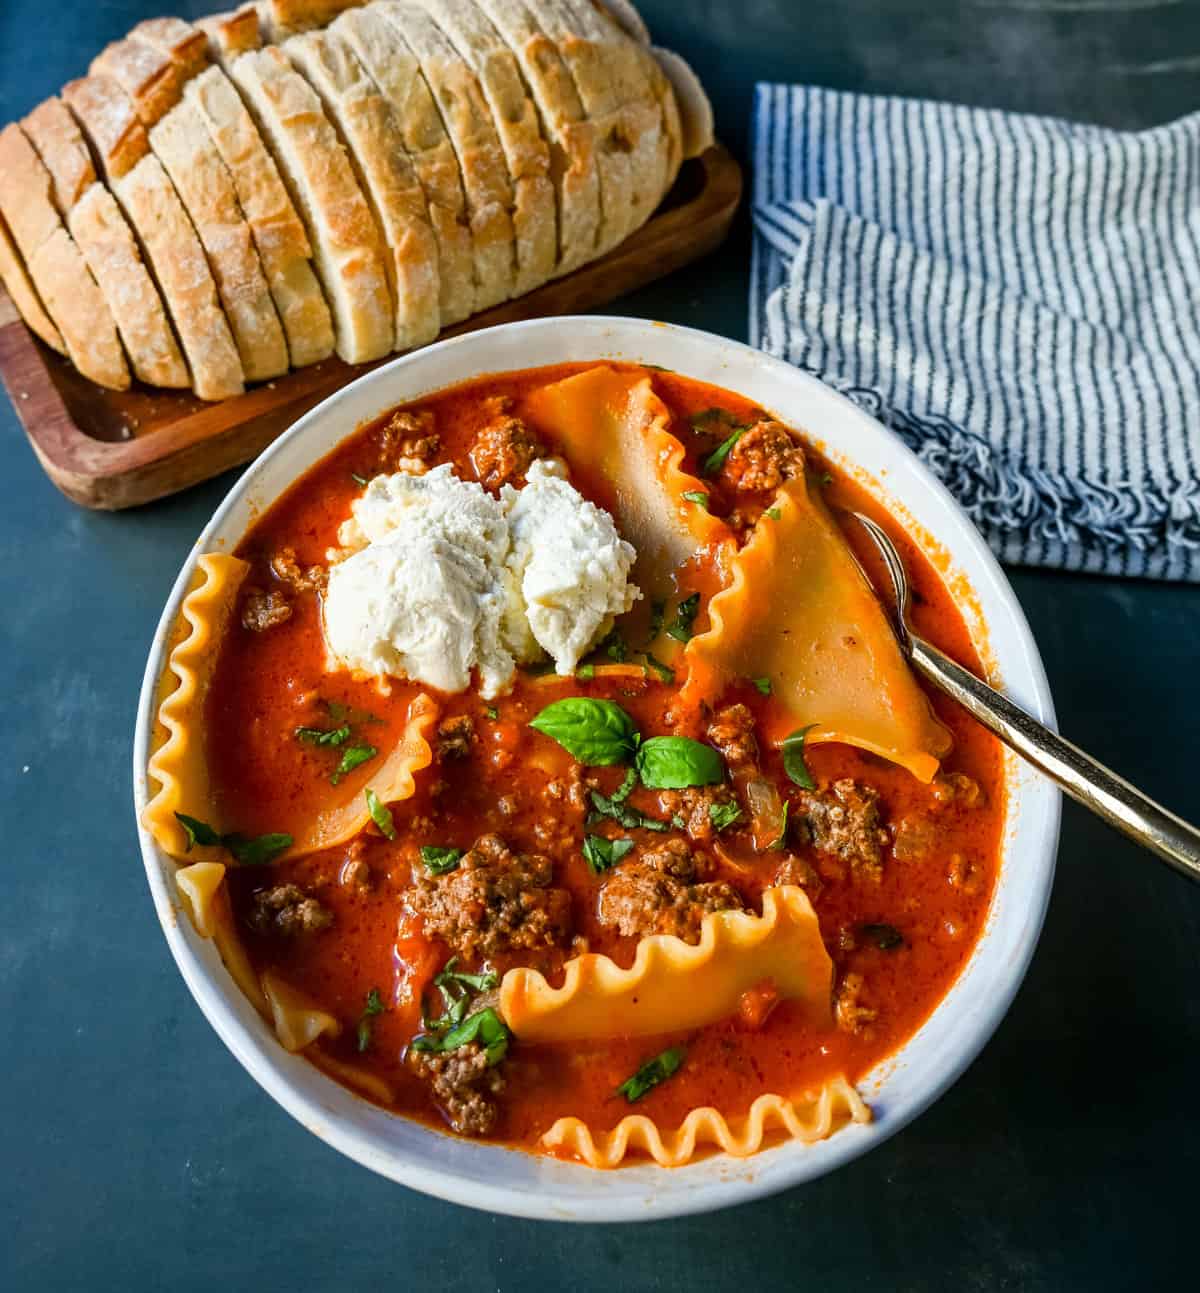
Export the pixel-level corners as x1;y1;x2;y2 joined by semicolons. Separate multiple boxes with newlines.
378;2;516;310
228;45;393;363
473;0;599;273
21;98;96;213
62;75;147;181
184;67;332;369
534;0;660;252
416;0;555;296
150;100;288;381
64;76;244;399
0;208;65;354
90;38;184;125
130;17;210;82
282;29;440;349
336;4;474;324
0;125;129;389
258;0;366;42
23;97;188;388
196;6;264;65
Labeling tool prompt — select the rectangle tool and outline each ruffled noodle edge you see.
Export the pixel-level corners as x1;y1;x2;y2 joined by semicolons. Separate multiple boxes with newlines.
541;1076;871;1168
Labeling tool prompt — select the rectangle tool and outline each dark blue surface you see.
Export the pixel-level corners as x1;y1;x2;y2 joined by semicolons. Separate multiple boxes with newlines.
2;3;1197;1289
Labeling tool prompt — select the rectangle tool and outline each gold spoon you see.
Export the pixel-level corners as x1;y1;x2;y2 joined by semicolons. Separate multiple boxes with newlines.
850;511;1200;884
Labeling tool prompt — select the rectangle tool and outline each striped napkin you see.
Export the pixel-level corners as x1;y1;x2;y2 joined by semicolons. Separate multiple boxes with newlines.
750;84;1200;581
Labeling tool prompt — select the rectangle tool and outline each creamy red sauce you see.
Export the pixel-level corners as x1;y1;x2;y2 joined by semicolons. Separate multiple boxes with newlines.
205;363;1004;1158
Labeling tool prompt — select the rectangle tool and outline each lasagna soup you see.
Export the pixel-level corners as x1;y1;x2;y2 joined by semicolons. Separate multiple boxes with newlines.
145;362;1004;1168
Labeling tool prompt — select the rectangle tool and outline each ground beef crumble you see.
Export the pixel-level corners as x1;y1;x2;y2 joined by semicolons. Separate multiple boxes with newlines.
835;971;877;1036
240;587;291;632
410;833;571;957
596;838;744;944
249;884;332;935
722;419;806;493
408;1041;505;1136
436;715;475;761
657;784;739;842
772;852;823;897
799;779;889;878
270;546;327;594
706;703;759;770
469;415;545;490
377;408;439;473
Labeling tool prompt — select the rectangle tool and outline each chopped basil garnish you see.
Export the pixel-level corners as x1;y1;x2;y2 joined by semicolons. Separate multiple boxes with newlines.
576;665;595;682
485;706;500;719
818;471;834;487
421;845;464;875
861;923;904;951
671;813;686;829
601;628;629;662
422;957;499;1032
410;1007;510;1067
365;788;395;840
665;593;700;643
751;676;772;696
689;407;743;436
646;599;666;642
588;769;670;833
351;472;368;487
682;491;709;509
582;834;635;875
702;427;747;477
616;1045;686;1103
781;725;818;790
765;506;782;521
325;699;382;725
529;698;639;765
295;724;351;747
635;736;724;790
769;799;791;851
174;813;290;866
356;987;386;1053
643;652;675;683
436;958;498;995
709;801;742;832
330;742;377;785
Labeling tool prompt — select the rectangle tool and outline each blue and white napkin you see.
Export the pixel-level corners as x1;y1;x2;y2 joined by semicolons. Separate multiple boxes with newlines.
751;83;1200;581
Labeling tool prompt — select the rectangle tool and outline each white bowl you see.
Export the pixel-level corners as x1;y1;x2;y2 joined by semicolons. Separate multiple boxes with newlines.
133;316;1059;1222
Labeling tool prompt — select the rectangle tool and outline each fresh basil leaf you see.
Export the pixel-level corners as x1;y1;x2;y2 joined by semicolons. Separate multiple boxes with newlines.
781;725;818;789
570;664;592;683
357;987;386;1052
410;1007;511;1066
616;1045;686;1103
296;724;352;747
174;812;222;851
682;491;709;509
751;676;772;696
635;736;724;790
818;471;834;486
643;652;675;683
770;799;790;851
646;599;665;643
485;706;500;720
702;427;747;476
612;767;638;803
602;628;629;662
588;787;670;833
689;407;743;436
765;506;782;521
665;593;700;643
582;834;635;875
224;832;292;866
325;699;382;725
365;788;396;840
435;957;498;995
421;845;464;876
671;813;686;829
861;923;904;951
351;472;368;487
529;698;639;765
330;742;377;785
709;801;742;831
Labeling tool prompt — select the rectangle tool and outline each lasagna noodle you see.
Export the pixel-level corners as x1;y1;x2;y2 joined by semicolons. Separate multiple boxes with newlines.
175;860;269;1017
501;885;832;1042
522;365;733;618
262;970;341;1051
682;475;952;783
542;1077;871;1168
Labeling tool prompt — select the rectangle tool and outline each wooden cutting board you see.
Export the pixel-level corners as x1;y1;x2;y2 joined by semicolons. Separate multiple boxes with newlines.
0;144;741;510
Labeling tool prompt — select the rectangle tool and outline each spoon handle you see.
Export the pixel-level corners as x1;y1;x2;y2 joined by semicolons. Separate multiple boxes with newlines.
909;635;1200;884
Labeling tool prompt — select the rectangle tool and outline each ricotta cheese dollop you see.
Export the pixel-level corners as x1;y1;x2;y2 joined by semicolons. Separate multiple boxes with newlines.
323;462;638;697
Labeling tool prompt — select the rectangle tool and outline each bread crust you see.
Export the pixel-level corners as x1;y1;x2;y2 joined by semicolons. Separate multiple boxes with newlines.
61;76;148;181
0;208;65;354
21;98;95;213
196;6;264;65
229;45;393;364
378;2;517;311
184;65;333;369
90;38;184;126
336;4;475;324
283;28;440;348
130;17;210;81
0;124;128;389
